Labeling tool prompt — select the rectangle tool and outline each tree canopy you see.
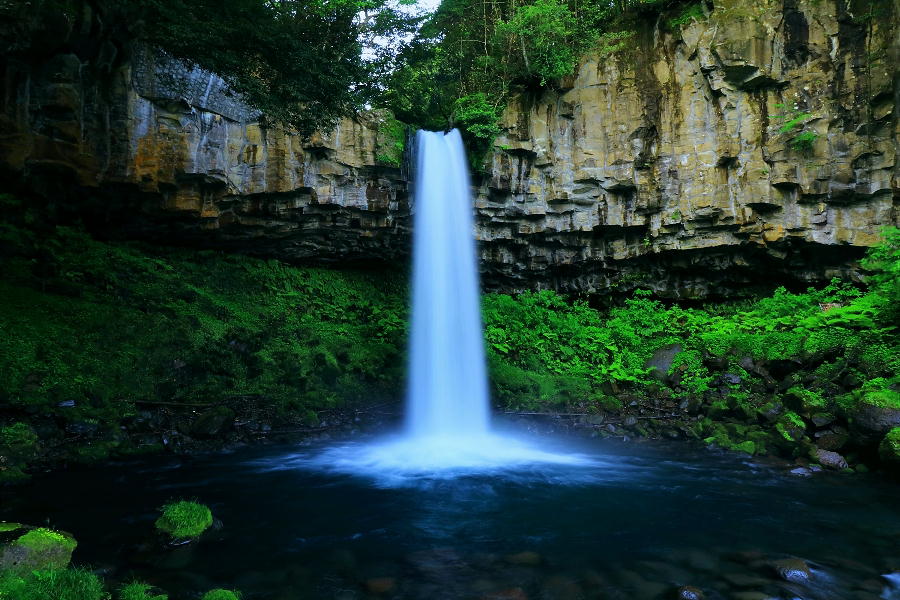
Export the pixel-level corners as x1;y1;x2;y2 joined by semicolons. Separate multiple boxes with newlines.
0;0;421;136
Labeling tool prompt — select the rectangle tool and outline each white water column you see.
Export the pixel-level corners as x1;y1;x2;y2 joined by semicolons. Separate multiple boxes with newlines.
407;129;490;438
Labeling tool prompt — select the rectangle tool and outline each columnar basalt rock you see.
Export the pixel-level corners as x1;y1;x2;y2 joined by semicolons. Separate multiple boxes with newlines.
478;0;898;296
0;0;896;297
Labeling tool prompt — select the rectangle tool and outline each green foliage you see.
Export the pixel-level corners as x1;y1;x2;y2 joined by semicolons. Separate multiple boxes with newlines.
0;1;418;137
201;590;241;600
155;501;213;540
0;422;38;460
379;0;704;151
0;214;408;471
496;0;577;84
668;3;705;28
119;582;166;600
453;93;503;142
0;568;107;600
375;115;406;167
770;103;819;153
880;427;900;465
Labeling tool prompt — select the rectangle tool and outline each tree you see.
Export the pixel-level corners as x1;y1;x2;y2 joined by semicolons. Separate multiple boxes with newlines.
0;0;418;136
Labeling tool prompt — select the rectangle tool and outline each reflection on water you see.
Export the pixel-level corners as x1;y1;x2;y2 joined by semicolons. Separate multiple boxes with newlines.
2;433;899;600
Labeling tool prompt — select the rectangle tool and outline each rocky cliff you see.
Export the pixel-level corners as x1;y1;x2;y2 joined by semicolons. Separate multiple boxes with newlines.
1;0;897;297
480;0;898;296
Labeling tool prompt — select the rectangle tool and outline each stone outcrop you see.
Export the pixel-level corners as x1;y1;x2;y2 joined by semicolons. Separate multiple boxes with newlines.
479;0;899;295
0;0;897;297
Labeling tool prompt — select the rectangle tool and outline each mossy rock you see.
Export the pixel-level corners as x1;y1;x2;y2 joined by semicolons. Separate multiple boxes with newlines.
155;501;213;541
201;589;241;600
848;389;900;441
879;428;900;471
0;527;77;574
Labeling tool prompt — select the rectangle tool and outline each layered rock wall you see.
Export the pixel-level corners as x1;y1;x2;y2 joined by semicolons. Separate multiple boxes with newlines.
478;0;899;295
0;0;897;296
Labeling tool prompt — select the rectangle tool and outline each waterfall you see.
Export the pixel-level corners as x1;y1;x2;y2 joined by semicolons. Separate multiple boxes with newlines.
407;129;490;438
304;130;588;479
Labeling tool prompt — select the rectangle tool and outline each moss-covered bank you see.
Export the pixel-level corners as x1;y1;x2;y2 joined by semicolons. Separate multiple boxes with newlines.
1;191;898;480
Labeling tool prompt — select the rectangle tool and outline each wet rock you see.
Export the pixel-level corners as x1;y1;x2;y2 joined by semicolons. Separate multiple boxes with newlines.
814;429;849;451
770;558;812;583
624;416;638;427
851;397;900;440
814;448;849;470
505;551;542;566
646;344;682;383
674;585;704;600
191;406;235;439
789;467;812;477
0;526;77;574
365;577;397;594
810;413;836;428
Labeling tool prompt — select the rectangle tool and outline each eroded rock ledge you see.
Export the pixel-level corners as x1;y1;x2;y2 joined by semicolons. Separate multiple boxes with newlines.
0;0;897;297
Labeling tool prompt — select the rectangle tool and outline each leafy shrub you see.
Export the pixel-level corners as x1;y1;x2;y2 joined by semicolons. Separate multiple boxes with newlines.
155;501;213;540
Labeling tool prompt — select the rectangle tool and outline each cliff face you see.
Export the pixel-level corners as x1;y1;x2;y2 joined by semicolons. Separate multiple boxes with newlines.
479;0;899;295
1;0;897;297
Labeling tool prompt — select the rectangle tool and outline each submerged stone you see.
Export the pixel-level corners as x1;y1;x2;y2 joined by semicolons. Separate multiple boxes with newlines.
674;585;705;599
770;558;811;583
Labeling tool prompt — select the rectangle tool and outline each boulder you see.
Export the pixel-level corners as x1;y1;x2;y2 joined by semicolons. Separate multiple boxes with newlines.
770;558;811;583
879;428;900;472
813;448;848;470
0;526;77;574
849;391;900;441
190;406;235;439
674;585;705;600
645;344;682;384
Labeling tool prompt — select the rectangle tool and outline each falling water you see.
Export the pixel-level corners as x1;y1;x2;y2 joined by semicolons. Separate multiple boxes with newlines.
407;129;490;438
303;129;590;480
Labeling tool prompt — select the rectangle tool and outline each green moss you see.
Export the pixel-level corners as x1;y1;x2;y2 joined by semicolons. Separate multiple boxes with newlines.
732;440;756;455
154;501;213;540
775;412;806;442
0;423;38;460
860;389;900;410
0;522;24;533
0;568;106;600
119;581;167;600
15;528;77;556
880;428;900;465
200;590;241;600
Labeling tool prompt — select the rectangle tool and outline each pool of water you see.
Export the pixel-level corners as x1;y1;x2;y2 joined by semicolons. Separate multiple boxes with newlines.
3;429;899;599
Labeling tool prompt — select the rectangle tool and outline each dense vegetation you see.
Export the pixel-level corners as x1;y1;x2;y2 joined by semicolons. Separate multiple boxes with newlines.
381;0;709;154
1;189;898;479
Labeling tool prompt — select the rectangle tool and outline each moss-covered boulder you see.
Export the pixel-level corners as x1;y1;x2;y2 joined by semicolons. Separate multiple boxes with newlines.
155;501;213;542
201;589;241;600
0;527;77;574
847;388;900;440
879;428;900;472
